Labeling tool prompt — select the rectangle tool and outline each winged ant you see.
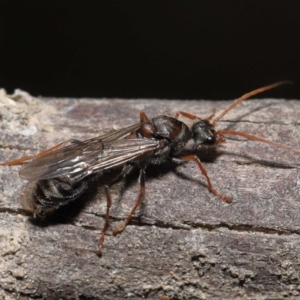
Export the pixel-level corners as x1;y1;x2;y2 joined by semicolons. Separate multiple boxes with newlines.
0;81;296;255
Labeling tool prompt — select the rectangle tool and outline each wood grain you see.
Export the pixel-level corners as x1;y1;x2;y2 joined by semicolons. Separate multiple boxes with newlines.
0;89;300;299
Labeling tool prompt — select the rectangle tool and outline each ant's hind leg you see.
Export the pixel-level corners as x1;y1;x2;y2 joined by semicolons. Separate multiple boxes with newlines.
179;154;232;203
0;140;69;166
113;168;146;235
96;186;112;256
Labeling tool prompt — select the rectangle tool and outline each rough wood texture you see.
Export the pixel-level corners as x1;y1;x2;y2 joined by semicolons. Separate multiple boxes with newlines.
0;89;300;300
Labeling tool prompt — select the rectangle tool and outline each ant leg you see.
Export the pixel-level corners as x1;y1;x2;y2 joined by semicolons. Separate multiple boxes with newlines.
140;112;149;122
113;168;146;235
174;111;199;120
0;140;69;166
96;186;112;256
96;165;135;255
110;164;135;186
0;155;36;166
205;109;216;121
179;154;232;203
174;110;216;121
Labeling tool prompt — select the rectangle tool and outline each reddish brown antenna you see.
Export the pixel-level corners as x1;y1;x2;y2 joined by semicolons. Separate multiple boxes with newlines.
216;129;299;153
214;80;299;153
212;81;292;126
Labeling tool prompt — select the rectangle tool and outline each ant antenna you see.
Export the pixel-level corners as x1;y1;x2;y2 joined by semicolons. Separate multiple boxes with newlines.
214;80;299;153
216;129;299;153
212;81;292;127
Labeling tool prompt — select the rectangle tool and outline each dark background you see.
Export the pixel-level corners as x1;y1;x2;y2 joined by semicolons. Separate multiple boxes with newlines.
1;1;300;99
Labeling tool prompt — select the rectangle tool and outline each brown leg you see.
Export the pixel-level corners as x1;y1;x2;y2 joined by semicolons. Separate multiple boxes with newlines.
179;154;232;203
174;111;199;120
96;186;112;256
113;168;146;235
204;109;216;121
0;140;69;166
0;155;36;166
174;110;216;121
140;112;149;122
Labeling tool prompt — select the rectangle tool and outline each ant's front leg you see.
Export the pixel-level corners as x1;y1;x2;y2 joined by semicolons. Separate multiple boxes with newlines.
179;154;232;203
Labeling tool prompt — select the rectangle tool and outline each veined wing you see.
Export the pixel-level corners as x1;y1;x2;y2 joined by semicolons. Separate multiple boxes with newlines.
91;122;145;142
19;138;161;181
19;122;160;181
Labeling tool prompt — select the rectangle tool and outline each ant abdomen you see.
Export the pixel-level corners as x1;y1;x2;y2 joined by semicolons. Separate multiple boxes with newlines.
22;177;88;216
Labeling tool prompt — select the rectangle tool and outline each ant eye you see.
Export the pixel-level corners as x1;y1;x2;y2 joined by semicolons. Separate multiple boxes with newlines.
205;135;217;145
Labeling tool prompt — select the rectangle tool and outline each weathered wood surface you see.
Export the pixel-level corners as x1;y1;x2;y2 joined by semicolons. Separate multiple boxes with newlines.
0;89;300;300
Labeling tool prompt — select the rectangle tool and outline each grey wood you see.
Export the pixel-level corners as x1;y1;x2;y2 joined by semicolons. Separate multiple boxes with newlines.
0;89;299;299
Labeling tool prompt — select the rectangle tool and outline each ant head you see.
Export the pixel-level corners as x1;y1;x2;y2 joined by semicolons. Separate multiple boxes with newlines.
191;120;223;148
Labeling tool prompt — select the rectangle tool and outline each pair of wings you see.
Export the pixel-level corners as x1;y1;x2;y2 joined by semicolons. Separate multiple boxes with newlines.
19;122;162;182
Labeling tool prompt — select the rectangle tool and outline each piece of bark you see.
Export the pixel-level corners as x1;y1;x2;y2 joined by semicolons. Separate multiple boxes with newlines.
0;89;300;300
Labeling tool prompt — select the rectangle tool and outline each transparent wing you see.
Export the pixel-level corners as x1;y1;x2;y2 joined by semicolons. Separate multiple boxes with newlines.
19;122;160;181
90;122;145;142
